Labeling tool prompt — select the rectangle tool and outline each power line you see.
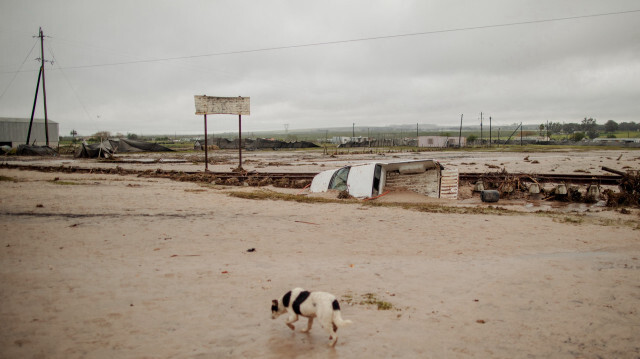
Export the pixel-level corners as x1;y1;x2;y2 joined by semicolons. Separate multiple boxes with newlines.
2;8;639;73
46;42;94;123
53;8;640;70
0;39;38;102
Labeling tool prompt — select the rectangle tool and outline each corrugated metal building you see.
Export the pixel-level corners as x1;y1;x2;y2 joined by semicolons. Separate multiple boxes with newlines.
0;117;59;147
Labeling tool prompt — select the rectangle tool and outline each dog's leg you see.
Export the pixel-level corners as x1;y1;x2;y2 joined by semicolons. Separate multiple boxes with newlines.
301;317;313;333
285;313;298;330
321;317;338;346
328;329;338;347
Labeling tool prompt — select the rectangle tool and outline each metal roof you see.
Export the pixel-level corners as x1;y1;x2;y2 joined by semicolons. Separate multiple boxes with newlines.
0;117;58;124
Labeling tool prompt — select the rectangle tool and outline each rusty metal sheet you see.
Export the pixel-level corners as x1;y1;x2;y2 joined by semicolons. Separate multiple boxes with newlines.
194;96;250;115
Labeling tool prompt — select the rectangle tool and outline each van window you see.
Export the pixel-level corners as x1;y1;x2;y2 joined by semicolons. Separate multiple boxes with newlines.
328;167;350;191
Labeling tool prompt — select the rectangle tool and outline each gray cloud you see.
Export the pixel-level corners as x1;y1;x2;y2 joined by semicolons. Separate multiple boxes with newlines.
1;0;639;136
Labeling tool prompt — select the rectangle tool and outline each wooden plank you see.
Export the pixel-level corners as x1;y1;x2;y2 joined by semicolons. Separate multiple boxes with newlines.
439;168;459;199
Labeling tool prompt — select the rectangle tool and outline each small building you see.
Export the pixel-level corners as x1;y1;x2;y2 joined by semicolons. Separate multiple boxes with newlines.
418;135;465;148
0;117;59;148
331;136;352;145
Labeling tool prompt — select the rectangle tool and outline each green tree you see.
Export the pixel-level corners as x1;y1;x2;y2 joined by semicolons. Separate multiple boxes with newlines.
604;120;618;133
93;131;111;140
571;132;585;142
548;122;562;135
562;122;581;134
581;118;599;139
619;122;638;132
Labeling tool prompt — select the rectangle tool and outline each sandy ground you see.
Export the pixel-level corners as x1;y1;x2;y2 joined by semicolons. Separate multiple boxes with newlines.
1;149;639;358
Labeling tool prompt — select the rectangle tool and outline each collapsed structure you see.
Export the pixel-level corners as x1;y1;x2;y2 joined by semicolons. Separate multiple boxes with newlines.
75;138;173;158
198;138;319;150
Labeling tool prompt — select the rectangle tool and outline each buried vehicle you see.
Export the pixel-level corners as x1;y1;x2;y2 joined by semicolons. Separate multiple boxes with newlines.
310;159;459;199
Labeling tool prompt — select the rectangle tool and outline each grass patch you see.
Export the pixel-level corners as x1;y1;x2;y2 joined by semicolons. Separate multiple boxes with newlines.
48;180;82;185
554;216;584;224
544;211;640;229
0;175;18;182
364;201;515;215
226;190;361;205
226;189;640;229
226;189;517;215
359;293;393;310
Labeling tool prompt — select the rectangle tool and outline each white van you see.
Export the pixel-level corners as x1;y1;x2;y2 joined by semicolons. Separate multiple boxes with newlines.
310;159;458;199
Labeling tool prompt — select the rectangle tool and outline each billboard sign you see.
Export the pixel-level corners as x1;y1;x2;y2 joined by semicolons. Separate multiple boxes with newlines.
194;96;250;115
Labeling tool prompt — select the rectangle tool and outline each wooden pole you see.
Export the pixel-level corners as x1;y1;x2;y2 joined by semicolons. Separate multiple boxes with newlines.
27;67;42;145
489;116;492;147
238;114;243;169
520;122;523;146
39;27;49;146
458;114;463;148
480;112;483;147
204;114;208;171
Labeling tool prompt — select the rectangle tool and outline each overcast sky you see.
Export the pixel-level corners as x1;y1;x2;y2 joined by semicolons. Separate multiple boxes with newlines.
1;0;639;136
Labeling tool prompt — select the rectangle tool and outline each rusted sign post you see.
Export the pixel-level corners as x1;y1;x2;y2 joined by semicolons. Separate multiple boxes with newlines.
194;96;250;171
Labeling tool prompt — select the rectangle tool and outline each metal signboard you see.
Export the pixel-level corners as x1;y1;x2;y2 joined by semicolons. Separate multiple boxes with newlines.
194;96;250;115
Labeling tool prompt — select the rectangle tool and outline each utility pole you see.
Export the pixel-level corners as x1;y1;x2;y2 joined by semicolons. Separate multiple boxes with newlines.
480;112;483;148
27;27;51;146
325;130;328;154
204;114;208;171
489;116;492;147
520;122;523;146
38;27;49;146
352;123;355;138
458;114;463;148
238;114;243;169
26;67;42;145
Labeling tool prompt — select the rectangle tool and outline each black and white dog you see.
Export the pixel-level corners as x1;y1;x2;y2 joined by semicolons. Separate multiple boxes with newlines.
271;287;353;346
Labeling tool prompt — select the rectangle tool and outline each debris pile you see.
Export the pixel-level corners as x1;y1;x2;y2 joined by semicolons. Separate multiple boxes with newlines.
604;170;640;207
478;169;525;199
16;145;58;156
477;169;621;205
202;138;319;150
75;139;172;158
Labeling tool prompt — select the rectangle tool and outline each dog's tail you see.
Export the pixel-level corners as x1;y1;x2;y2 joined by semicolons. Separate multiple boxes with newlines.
332;299;353;327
